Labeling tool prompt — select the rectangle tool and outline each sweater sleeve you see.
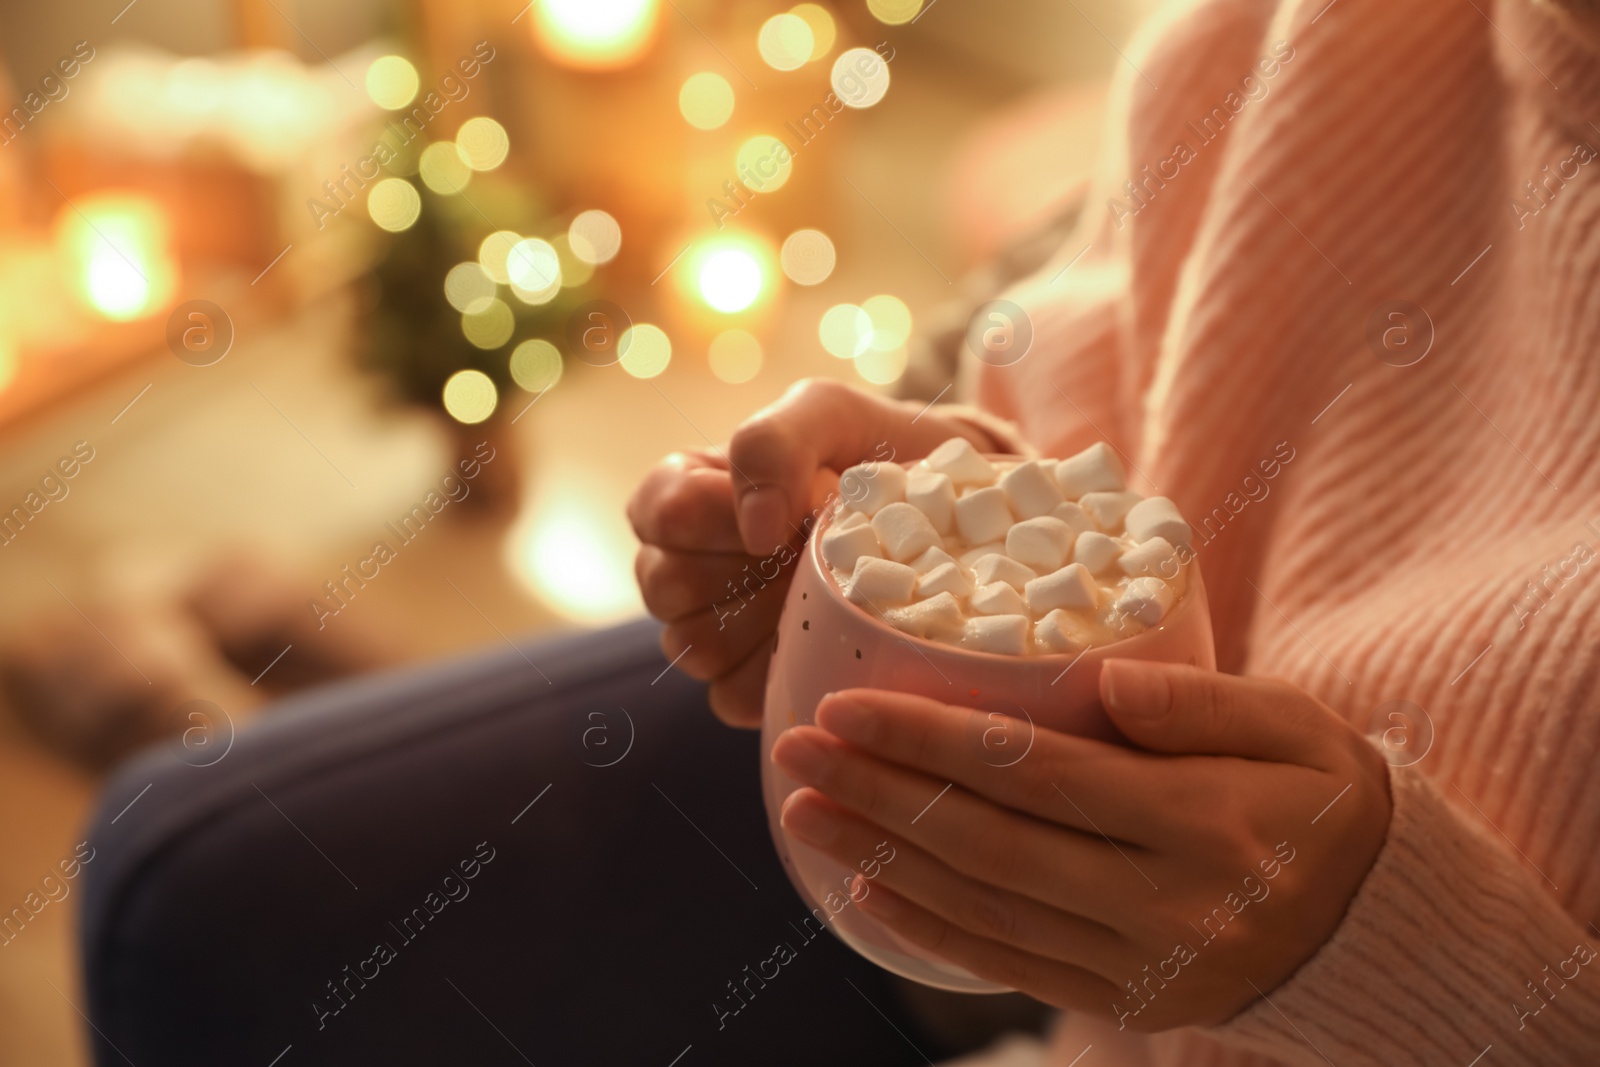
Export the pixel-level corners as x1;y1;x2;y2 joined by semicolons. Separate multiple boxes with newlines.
1208;762;1600;1065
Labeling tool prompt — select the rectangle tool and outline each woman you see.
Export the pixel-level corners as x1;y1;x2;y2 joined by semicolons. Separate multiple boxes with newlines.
629;0;1600;1062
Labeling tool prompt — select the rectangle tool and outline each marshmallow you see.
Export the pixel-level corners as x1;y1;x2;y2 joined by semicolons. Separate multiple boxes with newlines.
971;553;1037;591
960;615;1030;656
871;502;943;563
845;556;917;609
1035;609;1097;654
910;545;957;575
885;591;965;639
1054;442;1126;497
837;509;870;530
957;542;1006;568
923;437;996;487
998;460;1065;520
905;469;957;535
1049;501;1095;538
837;460;906;516
1119;536;1177;579
1005;517;1074;573
1081;491;1143;531
954;486;1014;545
1074;531;1121;575
821;522;881;572
970;581;1028;616
916;561;973;599
1025;563;1097;616
1124;496;1193;549
1116;576;1175;625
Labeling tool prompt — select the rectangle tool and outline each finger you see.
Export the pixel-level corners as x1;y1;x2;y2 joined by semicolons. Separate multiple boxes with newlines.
851;878;1123;1013
660;575;789;680
770;726;1153;926
1100;661;1344;770
627;454;744;552
814;688;1171;844
634;546;775;623
706;638;772;729
780;788;1129;980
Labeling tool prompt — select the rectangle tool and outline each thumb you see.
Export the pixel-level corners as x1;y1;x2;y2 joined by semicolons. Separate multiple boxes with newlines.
1098;660;1340;769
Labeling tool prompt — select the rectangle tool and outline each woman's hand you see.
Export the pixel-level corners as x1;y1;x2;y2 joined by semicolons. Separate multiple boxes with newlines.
769;661;1393;1029
627;379;1000;727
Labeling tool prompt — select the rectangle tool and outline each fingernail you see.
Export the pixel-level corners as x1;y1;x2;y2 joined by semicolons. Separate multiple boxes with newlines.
780;791;840;846
739;487;788;555
1102;660;1170;720
816;695;875;745
771;730;831;783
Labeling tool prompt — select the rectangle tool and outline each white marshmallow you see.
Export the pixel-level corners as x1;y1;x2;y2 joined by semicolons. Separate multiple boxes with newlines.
957;542;1006;568
1074;531;1121;574
836;509;870;530
1035;609;1097;654
845;556;917;609
838;460;906;516
998;460;1065;520
954;486;1014;545
871;502;943;563
971;553;1037;591
923;437;996;487
885;591;965;639
905;469;957;534
1119;536;1177;579
1049;501;1095;538
1124;496;1193;549
910;545;957;575
1054;442;1126;497
970;581;1028;616
1025;563;1097;616
1081;491;1142;531
1005;517;1074;572
1115;576;1175;625
960;615;1030;656
821;522;881;572
916;561;973;599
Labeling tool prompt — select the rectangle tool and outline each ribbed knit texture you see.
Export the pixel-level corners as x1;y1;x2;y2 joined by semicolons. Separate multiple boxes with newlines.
966;0;1600;1062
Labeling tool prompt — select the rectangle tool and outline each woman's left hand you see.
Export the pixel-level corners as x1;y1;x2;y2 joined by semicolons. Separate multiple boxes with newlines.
769;661;1393;1031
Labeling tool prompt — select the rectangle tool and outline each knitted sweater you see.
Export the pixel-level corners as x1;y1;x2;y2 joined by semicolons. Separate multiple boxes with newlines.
966;0;1600;1062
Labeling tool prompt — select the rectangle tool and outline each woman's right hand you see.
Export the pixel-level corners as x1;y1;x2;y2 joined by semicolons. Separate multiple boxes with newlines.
627;379;1000;727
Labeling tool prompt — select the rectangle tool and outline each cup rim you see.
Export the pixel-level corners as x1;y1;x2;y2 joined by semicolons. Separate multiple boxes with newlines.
811;456;1203;665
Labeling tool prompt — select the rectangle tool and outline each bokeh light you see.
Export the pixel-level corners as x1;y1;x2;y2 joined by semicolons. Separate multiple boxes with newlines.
619;323;671;378
867;0;923;25
365;55;419;109
444;261;496;314
512;498;642;623
507;238;561;292
708;330;763;384
780;229;836;285
737;135;793;193
442;369;499;423
856;343;909;384
478;230;523;284
758;14;815;72
831;47;891;108
551;235;596;288
863;294;912;350
456;116;510;171
367;178;422;232
698;247;763;313
533;0;659;70
462;298;515;350
568;209;622;264
790;4;837;61
679;72;734;130
56;194;176;321
419;141;472;194
510;339;564;392
819;304;873;359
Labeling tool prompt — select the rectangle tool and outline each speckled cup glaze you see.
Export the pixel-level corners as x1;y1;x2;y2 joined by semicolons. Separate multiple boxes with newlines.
761;461;1216;993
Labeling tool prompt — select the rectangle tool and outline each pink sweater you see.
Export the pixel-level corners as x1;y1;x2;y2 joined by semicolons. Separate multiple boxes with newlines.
971;0;1600;1062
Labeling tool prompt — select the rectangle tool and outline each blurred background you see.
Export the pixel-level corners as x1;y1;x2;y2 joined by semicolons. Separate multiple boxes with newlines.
0;0;1152;1060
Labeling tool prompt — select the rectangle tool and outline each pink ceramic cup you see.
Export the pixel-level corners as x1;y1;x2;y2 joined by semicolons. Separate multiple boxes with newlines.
761;460;1217;993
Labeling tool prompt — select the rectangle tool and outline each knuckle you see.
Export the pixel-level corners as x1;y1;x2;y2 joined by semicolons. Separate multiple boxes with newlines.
962;888;1020;944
